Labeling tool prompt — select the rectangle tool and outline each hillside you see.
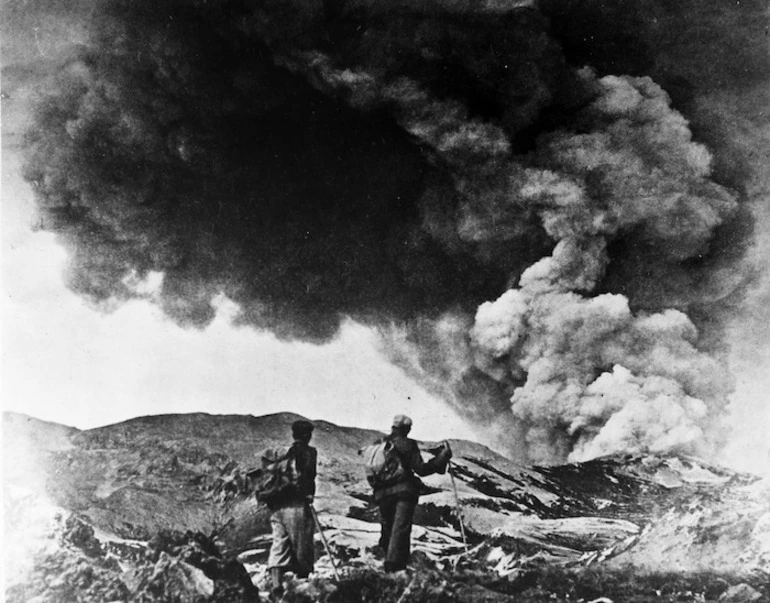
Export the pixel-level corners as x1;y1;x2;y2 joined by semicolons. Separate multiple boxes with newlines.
3;411;769;601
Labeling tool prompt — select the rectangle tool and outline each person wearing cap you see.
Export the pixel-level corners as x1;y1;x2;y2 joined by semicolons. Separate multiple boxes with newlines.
267;419;317;599
373;414;452;572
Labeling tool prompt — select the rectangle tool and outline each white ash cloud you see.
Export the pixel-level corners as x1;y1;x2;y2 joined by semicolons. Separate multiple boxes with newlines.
472;288;729;463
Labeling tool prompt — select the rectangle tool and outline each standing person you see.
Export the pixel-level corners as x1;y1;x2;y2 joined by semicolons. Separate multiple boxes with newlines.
266;419;317;599
371;414;452;572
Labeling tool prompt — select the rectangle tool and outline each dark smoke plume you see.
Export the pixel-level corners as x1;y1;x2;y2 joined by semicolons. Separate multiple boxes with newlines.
20;0;769;461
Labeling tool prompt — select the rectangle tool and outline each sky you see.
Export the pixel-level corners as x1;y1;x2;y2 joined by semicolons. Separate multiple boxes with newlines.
1;143;478;442
1;0;768;474
1;106;478;443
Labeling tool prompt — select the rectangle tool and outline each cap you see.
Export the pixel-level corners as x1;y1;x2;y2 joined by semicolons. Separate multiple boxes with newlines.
292;420;314;438
392;414;413;430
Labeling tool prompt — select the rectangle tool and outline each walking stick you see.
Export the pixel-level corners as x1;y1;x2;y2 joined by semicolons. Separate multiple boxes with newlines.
448;461;468;552
309;503;342;582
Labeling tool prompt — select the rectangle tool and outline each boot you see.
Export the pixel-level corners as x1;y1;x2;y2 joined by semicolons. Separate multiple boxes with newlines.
269;567;284;602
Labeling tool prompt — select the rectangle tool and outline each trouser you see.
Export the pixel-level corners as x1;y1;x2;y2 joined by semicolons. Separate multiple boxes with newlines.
377;495;417;571
268;501;315;578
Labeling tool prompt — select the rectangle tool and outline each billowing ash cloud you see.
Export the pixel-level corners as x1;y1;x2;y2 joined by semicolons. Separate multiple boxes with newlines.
20;0;769;461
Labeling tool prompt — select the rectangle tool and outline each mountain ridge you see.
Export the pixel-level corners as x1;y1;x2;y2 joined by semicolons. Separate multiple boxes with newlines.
3;411;769;601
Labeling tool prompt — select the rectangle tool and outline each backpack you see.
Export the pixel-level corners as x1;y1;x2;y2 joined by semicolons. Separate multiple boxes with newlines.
360;439;406;488
254;447;300;508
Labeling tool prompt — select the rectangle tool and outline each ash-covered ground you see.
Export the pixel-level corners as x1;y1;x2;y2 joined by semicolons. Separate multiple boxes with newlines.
4;411;768;601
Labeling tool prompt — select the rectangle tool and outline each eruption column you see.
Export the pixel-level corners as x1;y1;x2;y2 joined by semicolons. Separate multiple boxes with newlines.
20;0;763;463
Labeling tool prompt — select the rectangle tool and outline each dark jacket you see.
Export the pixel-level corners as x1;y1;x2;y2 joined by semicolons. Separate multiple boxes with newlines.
291;439;317;500
372;433;444;503
265;440;317;509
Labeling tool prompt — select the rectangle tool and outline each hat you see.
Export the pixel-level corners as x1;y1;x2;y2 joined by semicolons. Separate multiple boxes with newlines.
292;420;314;438
392;414;413;430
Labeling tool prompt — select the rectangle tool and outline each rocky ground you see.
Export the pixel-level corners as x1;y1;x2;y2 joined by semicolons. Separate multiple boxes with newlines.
3;411;769;601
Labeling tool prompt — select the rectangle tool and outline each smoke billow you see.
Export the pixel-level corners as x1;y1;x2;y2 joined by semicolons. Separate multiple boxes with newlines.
19;0;769;461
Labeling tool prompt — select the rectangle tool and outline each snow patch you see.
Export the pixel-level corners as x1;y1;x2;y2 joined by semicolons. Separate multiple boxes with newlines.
497;515;640;541
665;457;732;484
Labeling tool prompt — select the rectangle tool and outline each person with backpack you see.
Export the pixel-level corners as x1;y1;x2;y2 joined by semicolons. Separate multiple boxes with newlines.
258;419;317;599
367;414;452;573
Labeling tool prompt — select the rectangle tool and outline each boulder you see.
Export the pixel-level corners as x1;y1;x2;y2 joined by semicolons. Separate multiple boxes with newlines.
718;583;763;603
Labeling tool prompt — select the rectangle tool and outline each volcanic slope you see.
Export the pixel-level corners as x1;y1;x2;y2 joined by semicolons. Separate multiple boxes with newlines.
3;411;769;601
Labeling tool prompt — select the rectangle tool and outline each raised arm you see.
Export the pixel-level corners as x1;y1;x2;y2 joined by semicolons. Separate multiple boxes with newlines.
406;440;444;477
